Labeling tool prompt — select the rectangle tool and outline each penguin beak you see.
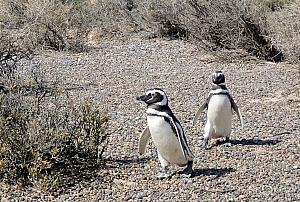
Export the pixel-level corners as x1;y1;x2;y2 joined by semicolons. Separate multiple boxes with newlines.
136;94;151;102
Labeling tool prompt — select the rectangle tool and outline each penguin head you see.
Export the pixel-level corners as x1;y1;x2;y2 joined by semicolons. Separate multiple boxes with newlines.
136;88;168;106
212;70;225;84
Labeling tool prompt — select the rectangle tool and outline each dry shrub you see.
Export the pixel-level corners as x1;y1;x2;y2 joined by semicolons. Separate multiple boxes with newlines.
0;37;109;188
0;0;138;50
0;32;33;83
133;0;285;62
131;0;189;39
0;0;96;52
257;0;293;11
1;0;295;62
266;0;300;62
89;0;136;37
91;0;296;62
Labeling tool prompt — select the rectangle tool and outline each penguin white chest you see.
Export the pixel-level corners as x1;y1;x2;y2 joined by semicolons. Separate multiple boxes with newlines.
146;116;187;165
207;95;232;138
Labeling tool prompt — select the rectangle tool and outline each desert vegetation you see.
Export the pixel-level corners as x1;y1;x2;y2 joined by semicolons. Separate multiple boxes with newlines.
0;31;109;189
0;0;299;61
0;0;299;197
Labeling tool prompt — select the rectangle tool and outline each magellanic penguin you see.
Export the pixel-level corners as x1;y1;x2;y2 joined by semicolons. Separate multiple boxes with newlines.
136;88;194;179
192;71;243;149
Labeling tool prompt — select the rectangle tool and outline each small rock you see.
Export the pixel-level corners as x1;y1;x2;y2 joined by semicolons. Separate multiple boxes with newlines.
136;191;146;199
124;195;132;201
224;142;232;147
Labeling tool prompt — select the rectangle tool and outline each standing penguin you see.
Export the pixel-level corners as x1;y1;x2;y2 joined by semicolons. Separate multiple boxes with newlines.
192;71;243;149
137;88;194;179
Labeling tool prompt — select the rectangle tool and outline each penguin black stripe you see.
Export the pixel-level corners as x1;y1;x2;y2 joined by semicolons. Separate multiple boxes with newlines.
149;104;181;124
164;112;194;160
204;82;239;117
201;82;238;111
147;104;181;136
208;91;230;103
212;84;228;90
147;113;178;136
146;108;194;160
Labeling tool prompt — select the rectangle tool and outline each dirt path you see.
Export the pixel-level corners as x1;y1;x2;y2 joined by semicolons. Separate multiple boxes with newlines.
1;37;299;201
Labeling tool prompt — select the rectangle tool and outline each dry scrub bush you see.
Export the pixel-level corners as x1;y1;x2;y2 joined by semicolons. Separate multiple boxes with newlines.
266;0;300;62
88;0;137;37
0;0;138;50
133;0;285;62
0;37;109;188
131;0;189;39
0;33;33;85
91;0;296;62
257;0;293;11
1;0;297;61
0;0;96;52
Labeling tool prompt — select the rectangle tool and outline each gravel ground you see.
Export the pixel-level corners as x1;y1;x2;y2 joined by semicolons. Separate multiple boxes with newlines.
1;37;299;201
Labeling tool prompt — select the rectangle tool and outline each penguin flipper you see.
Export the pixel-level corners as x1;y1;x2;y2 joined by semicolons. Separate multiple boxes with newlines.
192;102;207;127
231;100;244;128
138;125;151;155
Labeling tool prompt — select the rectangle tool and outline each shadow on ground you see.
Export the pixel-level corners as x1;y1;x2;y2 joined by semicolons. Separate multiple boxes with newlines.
192;167;235;178
215;138;281;146
50;157;150;195
49;158;104;195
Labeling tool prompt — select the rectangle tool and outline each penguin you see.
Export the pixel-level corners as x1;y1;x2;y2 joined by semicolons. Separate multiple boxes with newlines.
192;70;243;149
136;88;194;179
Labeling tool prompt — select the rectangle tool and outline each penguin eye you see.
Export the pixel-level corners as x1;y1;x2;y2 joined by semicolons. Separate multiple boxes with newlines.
147;93;153;97
148;92;155;97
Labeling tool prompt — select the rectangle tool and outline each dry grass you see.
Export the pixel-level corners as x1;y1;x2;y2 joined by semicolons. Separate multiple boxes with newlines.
132;0;289;62
0;0;299;62
0;0;94;51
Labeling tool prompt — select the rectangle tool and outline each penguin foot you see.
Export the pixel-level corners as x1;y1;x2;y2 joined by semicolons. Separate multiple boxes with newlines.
180;173;192;178
224;137;232;147
215;137;231;146
224;142;232;147
156;172;172;180
201;138;209;150
180;161;193;178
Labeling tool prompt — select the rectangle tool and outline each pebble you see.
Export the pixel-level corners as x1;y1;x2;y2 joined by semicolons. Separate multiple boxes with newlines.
136;191;147;199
